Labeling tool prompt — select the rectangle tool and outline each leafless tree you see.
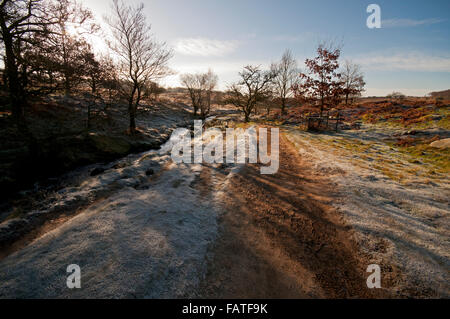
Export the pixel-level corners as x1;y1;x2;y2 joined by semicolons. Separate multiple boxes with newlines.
341;60;365;105
387;91;405;101
180;69;218;120
271;49;298;114
180;73;199;116
106;0;172;132
148;81;165;102
226;65;277;122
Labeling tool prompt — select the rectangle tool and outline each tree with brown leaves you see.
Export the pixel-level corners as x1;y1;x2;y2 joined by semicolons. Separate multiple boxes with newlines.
48;0;98;96
0;0;57;120
293;43;343;116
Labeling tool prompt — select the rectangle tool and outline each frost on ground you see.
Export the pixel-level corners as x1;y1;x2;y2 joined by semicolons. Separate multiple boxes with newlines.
0;133;230;298
1;118;447;298
285;125;450;298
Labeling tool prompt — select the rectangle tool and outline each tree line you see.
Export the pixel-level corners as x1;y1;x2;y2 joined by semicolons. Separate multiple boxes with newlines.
181;43;366;122
0;0;172;132
1;0;366;129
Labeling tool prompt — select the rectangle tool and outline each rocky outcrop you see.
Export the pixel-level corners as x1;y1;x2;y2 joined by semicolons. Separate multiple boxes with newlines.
430;138;450;149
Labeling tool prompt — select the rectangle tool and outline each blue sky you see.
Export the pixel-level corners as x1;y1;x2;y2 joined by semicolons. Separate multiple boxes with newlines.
82;0;450;96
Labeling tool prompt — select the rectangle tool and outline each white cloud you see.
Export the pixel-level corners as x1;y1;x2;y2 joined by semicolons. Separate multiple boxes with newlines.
174;37;239;57
353;52;450;72
382;18;445;28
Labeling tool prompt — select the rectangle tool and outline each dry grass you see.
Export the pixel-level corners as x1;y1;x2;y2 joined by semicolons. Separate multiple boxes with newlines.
284;126;450;298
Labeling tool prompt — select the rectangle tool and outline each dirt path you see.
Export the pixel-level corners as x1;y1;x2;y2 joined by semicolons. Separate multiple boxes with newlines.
196;132;390;298
0;128;394;298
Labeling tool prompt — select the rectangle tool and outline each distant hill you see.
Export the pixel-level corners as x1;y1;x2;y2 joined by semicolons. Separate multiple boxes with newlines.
429;89;450;99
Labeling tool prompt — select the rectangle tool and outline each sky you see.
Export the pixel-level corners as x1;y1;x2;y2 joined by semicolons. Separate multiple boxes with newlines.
81;0;450;96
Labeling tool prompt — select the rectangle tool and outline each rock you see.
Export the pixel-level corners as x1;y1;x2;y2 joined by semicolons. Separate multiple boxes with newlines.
134;184;150;190
430;115;443;121
351;122;362;130
88;133;131;156
129;140;160;152
112;162;129;169
145;168;155;176
430;138;450;149
90;167;105;176
340;124;352;130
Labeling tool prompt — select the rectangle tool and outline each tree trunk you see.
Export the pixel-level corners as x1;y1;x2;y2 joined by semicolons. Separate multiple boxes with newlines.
281;98;286;115
244;111;250;122
64;75;71;96
87;103;91;129
189;90;198;116
91;78;96;94
129;107;136;131
129;85;137;132
320;94;325;117
0;19;24;121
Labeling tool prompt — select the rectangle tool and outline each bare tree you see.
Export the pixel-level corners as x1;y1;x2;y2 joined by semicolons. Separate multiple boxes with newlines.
148;81;166;102
271;49;298;115
180;73;200;116
180;69;218;120
341;60;365;105
226;65;277;122
199;69;218;120
106;0;172;132
387;91;405;101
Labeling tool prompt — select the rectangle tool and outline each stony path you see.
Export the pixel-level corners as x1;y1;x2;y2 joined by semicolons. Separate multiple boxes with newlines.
195;133;387;298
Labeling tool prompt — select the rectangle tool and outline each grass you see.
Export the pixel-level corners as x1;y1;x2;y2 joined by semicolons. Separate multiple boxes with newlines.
294;127;449;183
369;106;450;130
4;207;26;222
347;104;449;179
437;113;450;130
233;121;258;128
271;103;449;183
397;144;450;175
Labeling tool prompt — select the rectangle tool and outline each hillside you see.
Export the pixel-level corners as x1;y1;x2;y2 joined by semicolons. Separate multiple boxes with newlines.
429;89;450;100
